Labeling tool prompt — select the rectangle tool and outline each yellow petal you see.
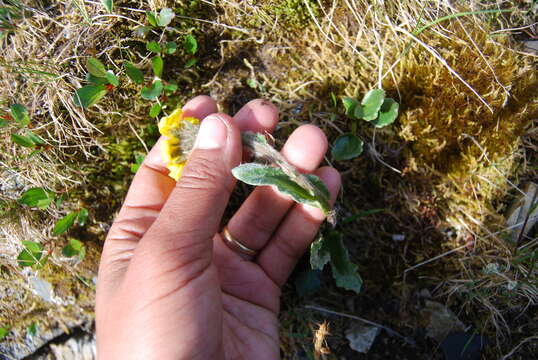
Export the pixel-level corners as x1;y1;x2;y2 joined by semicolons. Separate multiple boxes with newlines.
167;163;185;181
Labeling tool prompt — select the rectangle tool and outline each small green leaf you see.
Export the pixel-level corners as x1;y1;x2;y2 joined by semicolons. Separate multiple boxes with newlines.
100;0;113;12
327;232;362;293
164;41;177;54
124;62;144;84
149;103;161;118
232;163;330;214
18;188;55;209
151;56;163;78
146;11;157;27
131;154;145;173
0;118;7;128
331;134;363;161
371;98;399;128
53;211;78;235
294;269;321;296
141;80;163;100
26;132;45;145
27;322;37;337
62;238;85;259
146;41;161;53
86;73;108;85
11;134;35;148
184;34;198;55
17;241;44;267
184;58;197;68
105;71;119;86
342;97;358;119
246;79;258;89
73;85;108;108
0;327;9;340
360;89;385;121
163;82;178;95
157;8;175;27
86;57;107;78
10;104;30;127
77;208;89;226
310;234;331;270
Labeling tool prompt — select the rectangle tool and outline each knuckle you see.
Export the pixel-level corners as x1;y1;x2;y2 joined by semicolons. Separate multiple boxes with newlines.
177;153;233;193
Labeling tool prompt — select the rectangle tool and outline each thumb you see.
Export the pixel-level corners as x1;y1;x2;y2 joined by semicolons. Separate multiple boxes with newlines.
133;113;241;269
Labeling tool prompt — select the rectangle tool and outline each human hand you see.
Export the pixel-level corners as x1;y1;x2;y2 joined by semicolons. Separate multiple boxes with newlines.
96;96;341;359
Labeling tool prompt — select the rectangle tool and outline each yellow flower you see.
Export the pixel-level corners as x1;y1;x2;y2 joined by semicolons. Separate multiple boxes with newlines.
158;108;200;180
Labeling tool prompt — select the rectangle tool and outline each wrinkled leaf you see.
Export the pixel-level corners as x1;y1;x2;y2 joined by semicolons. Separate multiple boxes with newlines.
295;269;322;296
141;80;163;100
146;41;161;53
27;322;38;337
86;57;107;78
361;89;385;121
342;97;358;118
10;103;30;127
332;134;363;161
100;0;113;12
371;98;399;128
53;211;78;235
232;163;330;214
326;232;362;293
18;188;55;209
86;73;108;85
310;234;331;270
149;103;161;118
164;41;177;54
11;134;35;148
157;8;175;27
124;62;144;84
62;238;85;259
184;58;197;68
17;241;44;267
184;34;198;55
73;85;107;108
151;56;163;78
146;11;157;27
105;71;119;86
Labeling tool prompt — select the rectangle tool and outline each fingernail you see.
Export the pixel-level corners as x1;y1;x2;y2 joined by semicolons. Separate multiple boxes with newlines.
196;115;228;149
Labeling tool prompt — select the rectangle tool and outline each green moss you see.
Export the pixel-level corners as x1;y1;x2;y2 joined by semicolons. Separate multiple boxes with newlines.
273;0;319;28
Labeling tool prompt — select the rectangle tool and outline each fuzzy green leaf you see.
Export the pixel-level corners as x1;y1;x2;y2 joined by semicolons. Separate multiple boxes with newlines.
62;239;85;259
10;103;30;127
326;232;362;293
184;34;198;55
18;188;55;209
17;241;44;267
27;322;37;337
11;134;35;148
0;327;9;340
157;8;175;27
124;62;144;84
164;41;177;54
371;98;399;128
149;103;161;118
53;211;78;235
105;71;119;86
146;41;161;53
86;57;107;78
232;163;329;213
141;80;163;100
360;88;385;121
151;56;163;78
100;0;113;12
73;85;107;108
331;134;363;161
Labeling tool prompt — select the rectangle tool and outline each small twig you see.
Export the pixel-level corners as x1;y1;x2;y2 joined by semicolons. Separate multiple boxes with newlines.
304;305;415;346
404;243;470;274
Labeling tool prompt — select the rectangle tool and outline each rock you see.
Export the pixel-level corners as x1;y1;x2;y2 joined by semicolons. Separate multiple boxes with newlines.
420;300;465;342
345;323;381;353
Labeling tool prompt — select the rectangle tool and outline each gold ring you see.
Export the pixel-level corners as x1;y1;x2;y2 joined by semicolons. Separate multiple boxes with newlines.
221;226;258;259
